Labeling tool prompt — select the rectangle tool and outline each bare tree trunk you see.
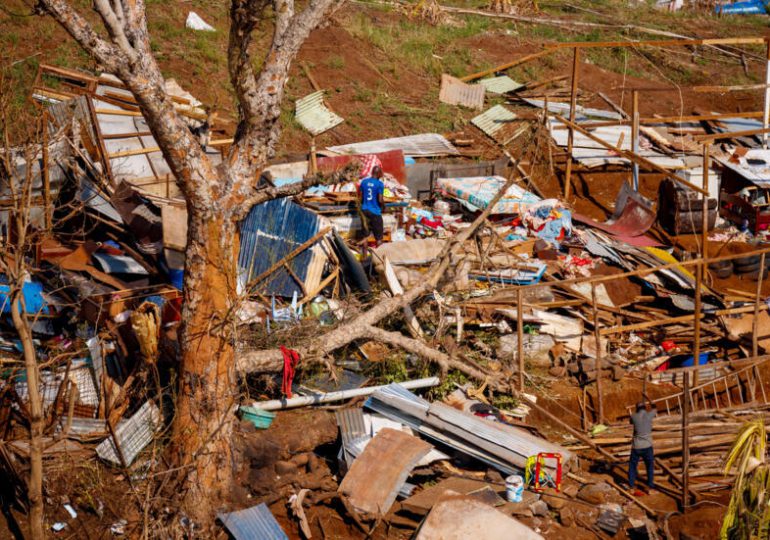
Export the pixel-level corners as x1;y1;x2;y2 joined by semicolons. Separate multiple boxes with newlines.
10;293;45;539
172;210;239;518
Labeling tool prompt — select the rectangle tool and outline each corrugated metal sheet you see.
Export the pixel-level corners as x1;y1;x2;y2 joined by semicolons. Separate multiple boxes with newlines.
238;197;328;297
336;408;367;447
478;76;522;95
217;503;289;540
295;90;344;136
56;417;109;439
366;384;573;475
96;400;160;465
439;75;484;110
548;119;685;169
92;253;149;275
524;98;623;121
471;105;517;140
326;134;459;157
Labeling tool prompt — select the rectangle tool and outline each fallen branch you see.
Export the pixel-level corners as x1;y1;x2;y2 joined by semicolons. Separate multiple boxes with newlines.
237;168;525;374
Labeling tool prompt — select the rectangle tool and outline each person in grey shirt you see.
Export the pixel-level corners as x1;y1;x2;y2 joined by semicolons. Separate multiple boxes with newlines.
628;399;657;496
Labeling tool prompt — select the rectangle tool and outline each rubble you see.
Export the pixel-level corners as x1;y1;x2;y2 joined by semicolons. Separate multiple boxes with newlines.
5;21;770;539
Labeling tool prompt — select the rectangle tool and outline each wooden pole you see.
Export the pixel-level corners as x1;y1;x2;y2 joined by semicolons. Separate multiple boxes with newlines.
693;259;703;386
753;253;766;358
553;114;709;196
681;369;691;511
631;90;639;191
762;38;770;149
592;284;604;424
517;288;525;392
702;145;710;260
41;111;51;231
564;48;580;201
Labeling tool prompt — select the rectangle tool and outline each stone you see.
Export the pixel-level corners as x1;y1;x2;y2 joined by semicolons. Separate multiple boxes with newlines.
497;333;556;367
274;460;299;476
529;500;549;517
578;483;611;505
541;493;566;510
559;507;574;527
549;366;567;377
562;484;579;499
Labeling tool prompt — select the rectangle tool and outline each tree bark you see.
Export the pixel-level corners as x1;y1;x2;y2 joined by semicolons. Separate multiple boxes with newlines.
172;210;239;519
11;293;45;540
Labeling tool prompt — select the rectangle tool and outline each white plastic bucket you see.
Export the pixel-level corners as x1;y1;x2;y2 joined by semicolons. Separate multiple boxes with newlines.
505;474;524;502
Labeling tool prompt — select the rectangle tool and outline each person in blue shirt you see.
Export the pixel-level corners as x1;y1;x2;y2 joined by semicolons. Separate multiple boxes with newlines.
358;166;385;246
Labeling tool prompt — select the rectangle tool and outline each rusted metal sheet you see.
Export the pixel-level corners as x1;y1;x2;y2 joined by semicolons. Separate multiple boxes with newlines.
326;134;459;157
217;503;289;540
471;105;517;140
416;492;544;540
478;75;522;94
295;90;344;136
439;74;485;110
317;149;407;184
573;184;657;244
338;427;432;515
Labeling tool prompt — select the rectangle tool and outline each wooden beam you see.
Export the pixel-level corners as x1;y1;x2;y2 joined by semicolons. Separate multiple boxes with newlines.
546;37;766;50
551;113;709;195
460;49;555;82
564;48;580;201
245;227;331;292
694;127;770;142
600;303;769;336
108;138;233;159
693;83;770;93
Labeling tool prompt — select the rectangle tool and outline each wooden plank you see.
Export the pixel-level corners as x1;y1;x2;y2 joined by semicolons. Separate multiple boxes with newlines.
460;49;554;82
384;257;423;338
552;113;709;196
546;37;766;49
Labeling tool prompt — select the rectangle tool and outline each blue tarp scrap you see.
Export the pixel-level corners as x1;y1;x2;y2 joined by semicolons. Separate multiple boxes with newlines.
716;0;768;13
0;278;49;315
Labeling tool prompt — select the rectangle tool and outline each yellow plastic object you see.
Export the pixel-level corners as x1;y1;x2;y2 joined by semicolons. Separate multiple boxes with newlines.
644;247;695;280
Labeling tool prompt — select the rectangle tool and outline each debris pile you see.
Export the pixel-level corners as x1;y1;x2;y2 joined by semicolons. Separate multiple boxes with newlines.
4;30;770;536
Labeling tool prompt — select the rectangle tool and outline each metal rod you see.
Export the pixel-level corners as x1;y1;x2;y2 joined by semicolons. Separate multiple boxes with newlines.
564;47;580;201
251;377;441;411
693;260;703;386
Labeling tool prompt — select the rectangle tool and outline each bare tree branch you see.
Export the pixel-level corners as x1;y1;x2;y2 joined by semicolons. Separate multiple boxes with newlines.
227;0;345;199
34;0;124;74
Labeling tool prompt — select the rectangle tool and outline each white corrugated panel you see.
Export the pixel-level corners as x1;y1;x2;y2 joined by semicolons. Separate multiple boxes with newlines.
295;91;344;136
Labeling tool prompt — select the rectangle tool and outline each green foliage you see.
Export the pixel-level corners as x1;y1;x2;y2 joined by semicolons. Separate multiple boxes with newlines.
327;55;346;70
721;418;770;539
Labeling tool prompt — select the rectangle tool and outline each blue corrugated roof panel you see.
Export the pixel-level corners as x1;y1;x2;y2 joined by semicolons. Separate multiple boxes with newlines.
217;503;288;540
239;197;323;297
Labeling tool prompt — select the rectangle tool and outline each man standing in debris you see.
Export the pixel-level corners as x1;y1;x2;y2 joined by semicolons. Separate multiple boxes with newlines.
629;398;657;496
358;166;386;247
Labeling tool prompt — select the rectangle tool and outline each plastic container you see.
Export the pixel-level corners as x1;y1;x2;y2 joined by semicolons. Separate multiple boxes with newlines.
505;474;524;502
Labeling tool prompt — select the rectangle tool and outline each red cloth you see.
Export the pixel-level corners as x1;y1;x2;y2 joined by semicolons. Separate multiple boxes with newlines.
280;346;300;398
358;154;383;179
